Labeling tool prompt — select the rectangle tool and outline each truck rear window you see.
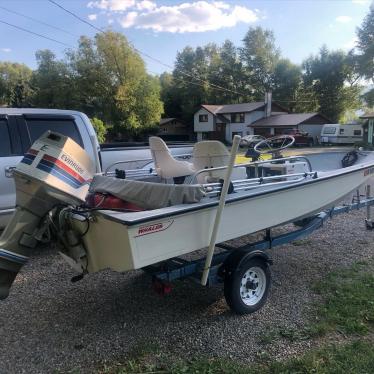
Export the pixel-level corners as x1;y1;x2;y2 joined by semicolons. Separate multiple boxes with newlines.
25;118;83;147
0;120;11;157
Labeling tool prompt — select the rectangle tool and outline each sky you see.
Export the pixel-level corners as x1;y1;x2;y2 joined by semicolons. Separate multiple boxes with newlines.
0;0;372;75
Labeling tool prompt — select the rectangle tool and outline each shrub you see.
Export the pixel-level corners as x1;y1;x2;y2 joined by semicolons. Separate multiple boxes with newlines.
90;117;107;144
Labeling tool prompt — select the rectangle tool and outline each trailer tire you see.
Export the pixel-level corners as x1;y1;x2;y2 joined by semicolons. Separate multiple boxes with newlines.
224;257;270;314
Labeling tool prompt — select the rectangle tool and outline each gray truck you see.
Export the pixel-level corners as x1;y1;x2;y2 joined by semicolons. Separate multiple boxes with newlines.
0;108;192;228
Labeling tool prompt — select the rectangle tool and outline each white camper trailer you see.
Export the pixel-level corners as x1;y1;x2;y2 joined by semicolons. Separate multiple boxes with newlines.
320;124;363;145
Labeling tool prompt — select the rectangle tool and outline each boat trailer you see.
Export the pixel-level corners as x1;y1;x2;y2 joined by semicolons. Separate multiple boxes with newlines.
146;184;374;314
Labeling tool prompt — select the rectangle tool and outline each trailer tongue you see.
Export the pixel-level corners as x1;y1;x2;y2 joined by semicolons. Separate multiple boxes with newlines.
0;131;94;299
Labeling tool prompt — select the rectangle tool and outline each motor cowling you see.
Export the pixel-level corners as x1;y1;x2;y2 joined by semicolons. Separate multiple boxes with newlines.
0;131;94;299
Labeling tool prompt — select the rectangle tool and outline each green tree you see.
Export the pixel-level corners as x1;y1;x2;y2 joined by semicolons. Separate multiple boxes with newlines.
90;117;107;143
207;40;249;103
362;88;374;108
96;31;163;133
0;62;33;107
159;72;183;118
273;58;302;110
172;46;210;122
240;27;281;95
66;31;163;136
65;36;109;117
31;49;74;108
303;46;361;121
356;4;374;82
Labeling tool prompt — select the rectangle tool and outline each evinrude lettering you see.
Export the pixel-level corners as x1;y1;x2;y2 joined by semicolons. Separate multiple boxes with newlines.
60;154;84;175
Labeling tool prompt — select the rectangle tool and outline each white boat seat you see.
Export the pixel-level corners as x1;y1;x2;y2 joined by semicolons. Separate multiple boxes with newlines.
192;140;230;183
90;175;205;210
149;136;195;179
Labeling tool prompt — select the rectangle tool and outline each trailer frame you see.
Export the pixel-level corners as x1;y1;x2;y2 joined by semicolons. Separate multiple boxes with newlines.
144;185;374;313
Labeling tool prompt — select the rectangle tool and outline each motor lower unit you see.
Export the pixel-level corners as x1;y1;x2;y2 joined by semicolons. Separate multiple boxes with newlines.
0;131;94;299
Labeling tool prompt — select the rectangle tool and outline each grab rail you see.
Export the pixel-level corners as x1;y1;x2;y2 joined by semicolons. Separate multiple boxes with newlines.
203;171;316;196
190;156;313;183
104;153;193;174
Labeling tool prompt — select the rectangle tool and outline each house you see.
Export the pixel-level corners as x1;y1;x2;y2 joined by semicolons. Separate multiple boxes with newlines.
360;112;374;144
250;113;332;141
194;93;332;143
158;118;191;141
194;93;285;142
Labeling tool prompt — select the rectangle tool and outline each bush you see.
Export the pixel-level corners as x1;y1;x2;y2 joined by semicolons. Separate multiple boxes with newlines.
354;141;374;150
90;117;107;144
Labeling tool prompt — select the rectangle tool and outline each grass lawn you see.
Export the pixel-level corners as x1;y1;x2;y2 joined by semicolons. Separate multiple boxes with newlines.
235;153;271;164
99;340;374;374
97;261;374;374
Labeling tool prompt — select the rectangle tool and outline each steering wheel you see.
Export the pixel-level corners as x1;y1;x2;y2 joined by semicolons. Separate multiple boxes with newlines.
253;135;295;154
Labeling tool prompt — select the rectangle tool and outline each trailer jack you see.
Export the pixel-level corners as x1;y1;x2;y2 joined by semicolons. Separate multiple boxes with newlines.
365;185;374;230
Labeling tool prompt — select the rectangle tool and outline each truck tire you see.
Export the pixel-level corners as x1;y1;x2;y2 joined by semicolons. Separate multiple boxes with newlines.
224;257;271;314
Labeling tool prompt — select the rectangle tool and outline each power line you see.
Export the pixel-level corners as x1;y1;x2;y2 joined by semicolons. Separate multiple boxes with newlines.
48;0;103;33
47;0;249;98
132;49;250;98
0;19;72;47
0;5;78;37
150;70;231;94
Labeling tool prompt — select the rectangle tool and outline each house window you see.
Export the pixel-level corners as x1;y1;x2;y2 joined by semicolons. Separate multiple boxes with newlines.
230;113;245;123
199;114;208;122
323;126;336;135
339;128;345;134
354;130;362;136
232;132;242;138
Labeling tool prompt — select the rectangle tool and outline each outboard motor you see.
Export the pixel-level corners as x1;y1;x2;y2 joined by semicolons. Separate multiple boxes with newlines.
0;131;94;299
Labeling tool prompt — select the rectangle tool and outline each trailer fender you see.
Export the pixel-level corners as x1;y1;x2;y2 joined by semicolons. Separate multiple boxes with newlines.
219;249;272;280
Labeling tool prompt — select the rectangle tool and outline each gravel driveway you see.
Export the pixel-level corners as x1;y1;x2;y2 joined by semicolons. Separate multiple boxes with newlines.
1;185;374;373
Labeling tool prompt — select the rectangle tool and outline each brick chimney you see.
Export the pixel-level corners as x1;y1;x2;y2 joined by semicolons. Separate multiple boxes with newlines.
264;91;272;118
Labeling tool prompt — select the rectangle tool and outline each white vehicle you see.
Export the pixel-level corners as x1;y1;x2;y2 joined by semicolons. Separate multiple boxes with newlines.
1;133;374;314
0;108;193;228
320;124;363;145
239;135;265;147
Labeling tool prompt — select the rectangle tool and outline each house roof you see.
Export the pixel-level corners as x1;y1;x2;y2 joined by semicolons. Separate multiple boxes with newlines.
160;117;178;125
201;101;289;116
202;102;265;114
360;112;374;119
217;102;265;114
201;105;223;114
250;113;329;127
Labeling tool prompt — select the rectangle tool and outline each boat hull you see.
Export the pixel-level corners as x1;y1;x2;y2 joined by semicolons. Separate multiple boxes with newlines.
74;164;374;273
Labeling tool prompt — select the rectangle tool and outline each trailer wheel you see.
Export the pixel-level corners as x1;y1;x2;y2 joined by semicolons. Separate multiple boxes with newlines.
224;257;270;314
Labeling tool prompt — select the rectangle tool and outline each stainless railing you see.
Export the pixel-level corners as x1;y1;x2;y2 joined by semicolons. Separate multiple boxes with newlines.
202;171;316;196
190;155;313;184
104;153;193;178
103;154;315;189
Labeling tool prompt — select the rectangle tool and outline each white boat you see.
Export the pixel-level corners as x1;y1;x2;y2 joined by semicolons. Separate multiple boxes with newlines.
1;132;374;313
79;150;374;273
